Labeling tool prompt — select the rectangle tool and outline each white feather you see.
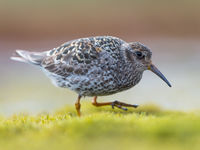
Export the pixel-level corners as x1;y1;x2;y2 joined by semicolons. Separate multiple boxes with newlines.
11;50;47;65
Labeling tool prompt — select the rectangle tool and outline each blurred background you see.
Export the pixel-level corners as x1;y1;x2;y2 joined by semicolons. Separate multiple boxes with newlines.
0;0;200;115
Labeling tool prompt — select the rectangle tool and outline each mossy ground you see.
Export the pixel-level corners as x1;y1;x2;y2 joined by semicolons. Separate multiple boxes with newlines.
0;102;200;150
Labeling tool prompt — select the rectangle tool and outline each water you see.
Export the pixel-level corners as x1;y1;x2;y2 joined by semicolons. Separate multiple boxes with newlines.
0;37;200;115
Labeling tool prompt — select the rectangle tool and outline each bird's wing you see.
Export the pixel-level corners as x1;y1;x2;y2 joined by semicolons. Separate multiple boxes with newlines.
41;37;123;77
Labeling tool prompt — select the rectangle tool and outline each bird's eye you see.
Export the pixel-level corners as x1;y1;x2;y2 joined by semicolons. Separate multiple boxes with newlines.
135;51;144;59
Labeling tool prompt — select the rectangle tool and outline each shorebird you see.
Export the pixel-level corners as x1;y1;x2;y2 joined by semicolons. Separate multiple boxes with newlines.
11;36;171;116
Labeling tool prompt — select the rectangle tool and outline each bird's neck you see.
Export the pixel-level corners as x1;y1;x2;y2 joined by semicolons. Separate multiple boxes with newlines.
118;63;144;89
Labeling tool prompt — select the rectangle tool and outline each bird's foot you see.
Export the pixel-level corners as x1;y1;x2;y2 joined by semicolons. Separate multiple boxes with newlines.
111;100;139;111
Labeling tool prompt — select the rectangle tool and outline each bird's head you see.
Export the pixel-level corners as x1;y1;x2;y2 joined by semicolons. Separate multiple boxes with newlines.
125;42;171;87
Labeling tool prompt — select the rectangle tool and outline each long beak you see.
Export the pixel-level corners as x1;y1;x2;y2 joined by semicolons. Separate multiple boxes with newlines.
148;64;172;87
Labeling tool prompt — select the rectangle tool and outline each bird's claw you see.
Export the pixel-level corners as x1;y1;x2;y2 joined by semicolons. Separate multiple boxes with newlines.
132;104;139;108
111;100;139;111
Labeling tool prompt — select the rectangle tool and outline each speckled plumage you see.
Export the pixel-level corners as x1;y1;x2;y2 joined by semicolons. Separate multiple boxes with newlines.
41;36;147;96
11;36;171;116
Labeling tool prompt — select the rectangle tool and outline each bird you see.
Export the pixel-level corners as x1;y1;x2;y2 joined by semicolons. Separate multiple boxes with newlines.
11;36;171;116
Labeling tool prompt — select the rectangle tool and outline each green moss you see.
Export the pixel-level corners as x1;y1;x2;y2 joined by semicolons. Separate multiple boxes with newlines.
0;103;200;150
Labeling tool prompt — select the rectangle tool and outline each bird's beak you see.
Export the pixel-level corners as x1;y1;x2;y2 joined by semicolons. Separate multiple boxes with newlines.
148;64;172;87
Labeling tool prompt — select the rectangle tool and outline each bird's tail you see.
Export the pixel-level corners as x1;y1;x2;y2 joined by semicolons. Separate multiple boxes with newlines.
11;50;47;66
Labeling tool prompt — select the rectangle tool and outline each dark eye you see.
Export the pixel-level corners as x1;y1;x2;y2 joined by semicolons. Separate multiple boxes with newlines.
135;51;144;59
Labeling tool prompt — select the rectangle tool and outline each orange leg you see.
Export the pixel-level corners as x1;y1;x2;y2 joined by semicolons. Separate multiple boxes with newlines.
92;96;138;111
75;95;82;117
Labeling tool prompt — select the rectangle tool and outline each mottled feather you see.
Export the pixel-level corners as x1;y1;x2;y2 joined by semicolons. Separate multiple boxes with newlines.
11;36;152;96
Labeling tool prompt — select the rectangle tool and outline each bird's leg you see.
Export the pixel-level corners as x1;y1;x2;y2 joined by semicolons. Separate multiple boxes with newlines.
75;95;82;117
92;96;139;111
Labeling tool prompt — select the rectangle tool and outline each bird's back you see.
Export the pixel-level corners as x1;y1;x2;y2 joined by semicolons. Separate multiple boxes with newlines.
43;36;124;67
